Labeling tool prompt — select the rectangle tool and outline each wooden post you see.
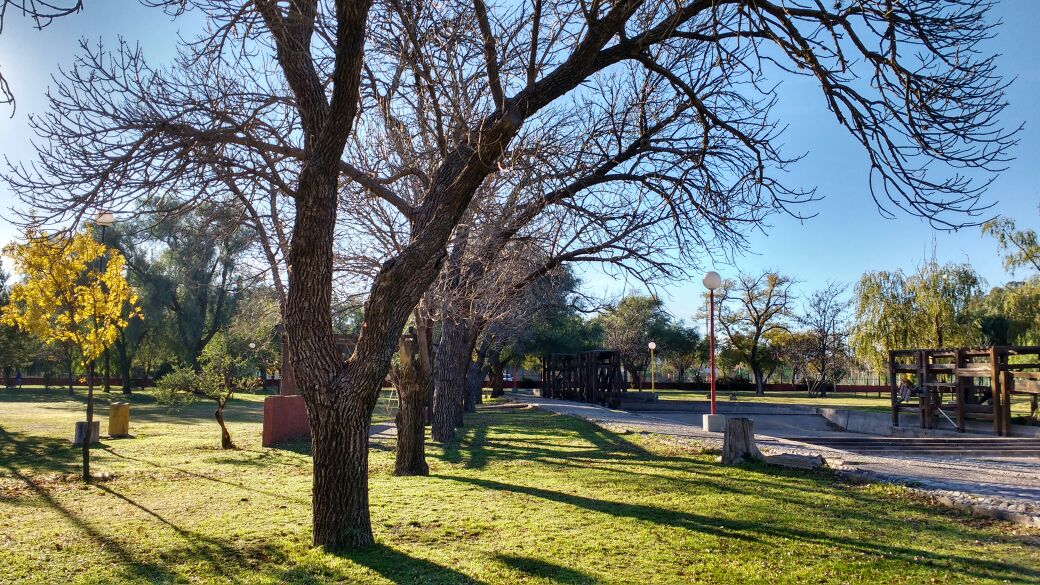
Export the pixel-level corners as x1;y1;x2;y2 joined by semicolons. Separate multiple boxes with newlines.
955;349;965;432
1002;370;1013;437
990;346;1002;436
918;350;930;429
889;350;899;427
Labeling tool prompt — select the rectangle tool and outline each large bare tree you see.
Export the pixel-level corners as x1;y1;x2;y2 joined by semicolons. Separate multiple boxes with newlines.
4;0;1018;550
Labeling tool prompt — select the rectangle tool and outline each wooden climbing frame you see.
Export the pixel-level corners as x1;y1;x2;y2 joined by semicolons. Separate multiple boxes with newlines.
541;350;625;408
889;346;1040;436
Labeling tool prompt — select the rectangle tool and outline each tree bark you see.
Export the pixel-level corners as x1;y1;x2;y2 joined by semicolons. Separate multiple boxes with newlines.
393;329;430;476
464;337;490;413
489;349;505;398
307;393;379;550
83;362;94;482
753;368;765;396
722;417;763;465
103;349;111;392
67;353;74;396
116;337;133;394
432;319;478;442
215;400;235;449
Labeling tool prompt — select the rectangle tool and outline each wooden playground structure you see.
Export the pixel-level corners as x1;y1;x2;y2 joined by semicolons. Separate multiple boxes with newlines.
889;346;1040;436
540;350;630;408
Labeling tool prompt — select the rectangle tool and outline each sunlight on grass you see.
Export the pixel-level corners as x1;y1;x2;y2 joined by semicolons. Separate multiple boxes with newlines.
1;387;1037;584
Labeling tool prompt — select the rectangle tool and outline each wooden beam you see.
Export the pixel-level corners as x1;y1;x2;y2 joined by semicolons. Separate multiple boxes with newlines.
889;350;899;427
990;346;1003;436
955;349;965;432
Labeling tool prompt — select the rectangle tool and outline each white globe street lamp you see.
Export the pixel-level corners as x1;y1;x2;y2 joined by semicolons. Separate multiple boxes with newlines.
648;341;657;395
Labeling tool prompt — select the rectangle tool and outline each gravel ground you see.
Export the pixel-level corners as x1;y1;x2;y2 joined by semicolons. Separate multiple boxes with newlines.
515;394;1040;526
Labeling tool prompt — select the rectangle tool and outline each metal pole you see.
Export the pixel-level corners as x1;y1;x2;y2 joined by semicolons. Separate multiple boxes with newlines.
650;347;655;394
100;224;111;393
710;289;717;415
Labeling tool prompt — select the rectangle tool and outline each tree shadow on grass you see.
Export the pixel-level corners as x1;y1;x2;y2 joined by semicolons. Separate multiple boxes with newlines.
300;543;485;585
494;553;597;584
94;483;291;580
100;447;311;505
0;436;174;582
437;411;701;476
0;425;82;476
441;474;1040;583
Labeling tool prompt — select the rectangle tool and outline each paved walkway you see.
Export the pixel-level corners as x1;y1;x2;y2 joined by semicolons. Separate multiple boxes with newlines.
514;394;1040;521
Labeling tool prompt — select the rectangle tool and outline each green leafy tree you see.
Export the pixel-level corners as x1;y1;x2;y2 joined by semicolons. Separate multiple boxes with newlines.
851;261;983;371
156;333;259;449
971;280;1040;346
116;205;252;370
716;272;795;395
657;323;701;383
2;227;141;481
0;264;41;386
983;216;1040;274
595;295;672;389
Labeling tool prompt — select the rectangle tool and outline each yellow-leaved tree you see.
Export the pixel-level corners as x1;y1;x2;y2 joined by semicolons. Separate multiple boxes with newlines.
2;227;141;482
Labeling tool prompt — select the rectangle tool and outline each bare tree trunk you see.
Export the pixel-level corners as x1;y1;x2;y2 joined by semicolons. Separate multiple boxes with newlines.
103;350;111;393
393;329;430;476
307;394;378;550
215;400;235;449
464;337;490;413
432;319;478;442
83;362;94;482
67;353;74;396
489;349;505;398
753;369;766;396
116;337;133;394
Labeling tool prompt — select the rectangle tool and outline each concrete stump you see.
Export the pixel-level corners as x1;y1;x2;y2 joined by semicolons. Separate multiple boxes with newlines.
73;421;100;446
702;413;726;432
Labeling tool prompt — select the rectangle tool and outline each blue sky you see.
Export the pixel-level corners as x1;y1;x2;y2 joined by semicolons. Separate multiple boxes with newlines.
0;1;1038;326
584;1;1040;324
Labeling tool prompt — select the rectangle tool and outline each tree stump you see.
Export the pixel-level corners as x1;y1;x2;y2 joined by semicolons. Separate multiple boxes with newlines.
722;417;762;465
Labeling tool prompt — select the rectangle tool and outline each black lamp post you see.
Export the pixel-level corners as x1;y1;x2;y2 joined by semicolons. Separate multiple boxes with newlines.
94;211;115;393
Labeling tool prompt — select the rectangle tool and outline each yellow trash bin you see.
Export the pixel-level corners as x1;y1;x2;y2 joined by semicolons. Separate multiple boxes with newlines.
109;402;130;437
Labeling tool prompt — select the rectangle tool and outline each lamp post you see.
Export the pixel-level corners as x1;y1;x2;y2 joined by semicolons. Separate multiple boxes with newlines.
648;341;657;396
248;342;260;386
94;211;115;393
702;271;723;432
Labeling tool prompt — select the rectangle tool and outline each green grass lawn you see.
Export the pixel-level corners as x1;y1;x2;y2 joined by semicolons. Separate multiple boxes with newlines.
655;389;894;412
1;387;1038;584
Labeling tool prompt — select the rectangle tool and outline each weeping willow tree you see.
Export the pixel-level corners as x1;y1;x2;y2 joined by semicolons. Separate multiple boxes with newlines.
851;261;984;372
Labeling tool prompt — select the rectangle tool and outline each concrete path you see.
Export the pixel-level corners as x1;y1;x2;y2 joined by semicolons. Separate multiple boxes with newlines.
513;393;1040;523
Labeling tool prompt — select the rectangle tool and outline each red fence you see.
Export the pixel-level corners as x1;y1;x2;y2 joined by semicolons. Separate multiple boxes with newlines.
512;379;886;394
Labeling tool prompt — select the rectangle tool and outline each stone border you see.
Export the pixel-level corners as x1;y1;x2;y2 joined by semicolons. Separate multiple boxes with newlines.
833;466;1040;528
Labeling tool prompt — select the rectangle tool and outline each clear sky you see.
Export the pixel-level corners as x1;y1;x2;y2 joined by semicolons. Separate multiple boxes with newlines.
0;1;1038;326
